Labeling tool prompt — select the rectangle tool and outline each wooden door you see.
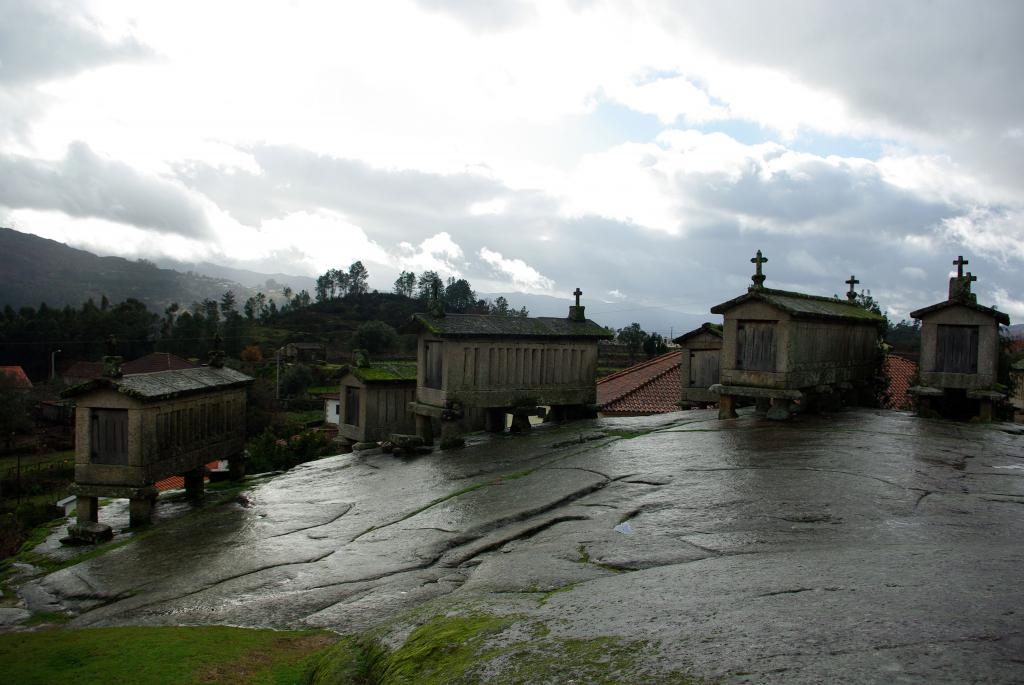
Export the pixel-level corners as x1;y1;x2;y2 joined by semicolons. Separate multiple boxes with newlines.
935;325;978;373
690;350;720;387
90;409;128;465
736;321;776;372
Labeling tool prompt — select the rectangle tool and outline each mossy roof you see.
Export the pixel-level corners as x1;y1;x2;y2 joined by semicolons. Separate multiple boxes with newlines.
710;287;885;323
672;322;723;345
61;366;253;401
402;313;614;339
909;299;1010;325
343;361;418;384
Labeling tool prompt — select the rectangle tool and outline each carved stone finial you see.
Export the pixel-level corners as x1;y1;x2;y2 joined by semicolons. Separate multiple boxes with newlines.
953;255;969;278
845;274;860;301
750;250;768;288
569;287;586;322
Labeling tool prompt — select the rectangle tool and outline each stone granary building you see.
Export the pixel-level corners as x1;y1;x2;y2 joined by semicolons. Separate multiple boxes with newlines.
402;289;613;442
673;323;723;407
710;251;884;420
62;354;252;539
336;357;417;446
909;256;1011;421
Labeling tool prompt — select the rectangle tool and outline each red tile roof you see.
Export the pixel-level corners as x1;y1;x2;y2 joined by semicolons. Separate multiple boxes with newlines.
64;361;103;379
0;366;33;389
597;351;682;415
123;353;197;375
883;355;917;411
154;460;223;491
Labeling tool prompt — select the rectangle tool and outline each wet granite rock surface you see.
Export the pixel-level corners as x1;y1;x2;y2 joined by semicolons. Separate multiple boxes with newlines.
13;408;1024;683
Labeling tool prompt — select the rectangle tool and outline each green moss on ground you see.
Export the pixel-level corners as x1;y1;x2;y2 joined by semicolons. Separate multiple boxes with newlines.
306;611;696;685
0;625;336;685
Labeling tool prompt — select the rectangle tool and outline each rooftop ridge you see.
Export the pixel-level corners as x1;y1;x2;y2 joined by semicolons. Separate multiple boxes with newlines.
597;351;681;406
597;350;681;386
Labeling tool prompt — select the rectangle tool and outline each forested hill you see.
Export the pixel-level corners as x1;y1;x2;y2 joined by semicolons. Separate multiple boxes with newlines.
0;227;250;310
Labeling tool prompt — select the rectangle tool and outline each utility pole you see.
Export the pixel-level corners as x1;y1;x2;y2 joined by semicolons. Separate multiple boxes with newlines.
276;346;284;401
50;348;62;382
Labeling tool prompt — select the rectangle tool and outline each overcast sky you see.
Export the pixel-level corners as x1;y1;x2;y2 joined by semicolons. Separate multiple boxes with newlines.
1;0;1022;330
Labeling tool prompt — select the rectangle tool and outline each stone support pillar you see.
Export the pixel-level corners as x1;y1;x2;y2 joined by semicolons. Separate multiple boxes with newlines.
184;468;205;500
545;405;566;423
509;412;532;433
978;399;993;422
718;395;738;420
484;408;506;433
76;495;99;524
129;494;156;527
228;453;246;480
766;399;792;421
755;398;771;416
917;396;931;418
415;413;434;445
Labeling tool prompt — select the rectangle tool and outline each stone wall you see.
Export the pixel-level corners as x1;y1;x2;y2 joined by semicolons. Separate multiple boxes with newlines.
918;305;1000;389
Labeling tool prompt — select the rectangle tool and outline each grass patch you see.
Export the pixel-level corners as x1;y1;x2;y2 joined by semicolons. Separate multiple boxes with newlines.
307;611;696;684
0;625;337;685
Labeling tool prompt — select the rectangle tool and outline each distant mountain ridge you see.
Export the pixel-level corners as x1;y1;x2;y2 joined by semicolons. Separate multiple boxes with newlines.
0;227;253;311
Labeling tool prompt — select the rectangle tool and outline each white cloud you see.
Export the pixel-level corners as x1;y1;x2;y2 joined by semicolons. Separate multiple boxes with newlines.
990;287;1024;320
398;232;465;277
478;247;555;292
900;266;927;280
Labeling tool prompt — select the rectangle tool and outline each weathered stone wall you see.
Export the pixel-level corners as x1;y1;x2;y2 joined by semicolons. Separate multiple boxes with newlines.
439;339;600;408
718;301;879;390
74;387;246;488
785;319;878;388
719;301;791;389
918;305;1000;389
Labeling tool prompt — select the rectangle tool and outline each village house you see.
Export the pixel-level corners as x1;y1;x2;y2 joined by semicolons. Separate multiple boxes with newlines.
61;347;251;540
402;288;613;442
283;342;325;364
710;252;884;420
673;323;723;407
335;356;417;446
0;365;33;390
909;257;1011;421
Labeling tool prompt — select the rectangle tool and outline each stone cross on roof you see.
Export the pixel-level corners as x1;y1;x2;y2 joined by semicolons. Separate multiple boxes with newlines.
845;274;860;301
750;250;768;288
574;287;583;307
953;255;969;278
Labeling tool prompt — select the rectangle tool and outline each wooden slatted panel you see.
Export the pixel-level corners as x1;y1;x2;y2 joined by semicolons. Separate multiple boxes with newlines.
736;321;777;372
425;342;443;389
935;325;978;373
345;386;360;426
691;350;720;387
90;409;128;465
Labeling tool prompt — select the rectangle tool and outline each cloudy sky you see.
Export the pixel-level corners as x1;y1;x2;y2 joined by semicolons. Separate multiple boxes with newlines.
1;0;1022;330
